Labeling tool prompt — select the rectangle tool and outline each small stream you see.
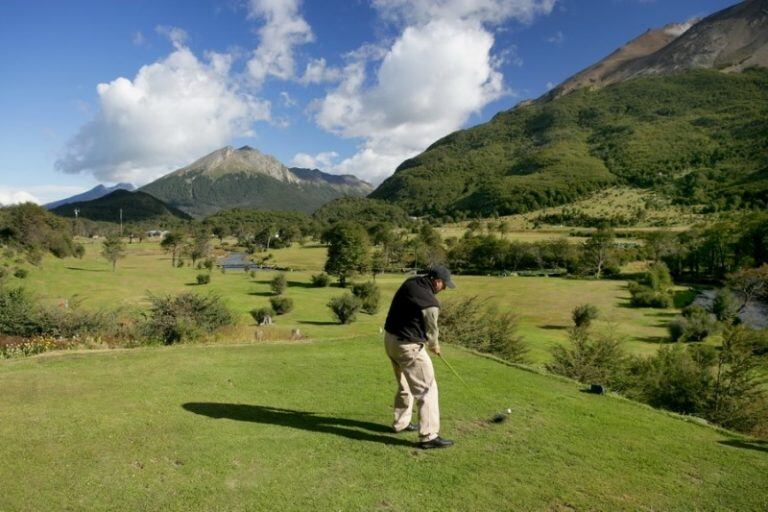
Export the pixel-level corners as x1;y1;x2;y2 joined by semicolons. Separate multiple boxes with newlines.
693;289;768;329
218;252;256;271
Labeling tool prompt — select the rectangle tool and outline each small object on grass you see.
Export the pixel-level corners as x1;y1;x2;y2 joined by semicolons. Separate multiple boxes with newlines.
589;384;605;394
490;411;509;423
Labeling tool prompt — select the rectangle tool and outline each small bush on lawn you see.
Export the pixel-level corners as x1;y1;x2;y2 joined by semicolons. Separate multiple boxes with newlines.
352;281;380;314
144;292;233;345
196;273;211;285
250;307;275;324
13;268;28;279
311;273;330;287
269;296;293;315
327;293;361;324
572;304;599;328
270;273;287;295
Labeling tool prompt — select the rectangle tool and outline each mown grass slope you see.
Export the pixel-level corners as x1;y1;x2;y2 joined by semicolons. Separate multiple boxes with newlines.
1;339;766;511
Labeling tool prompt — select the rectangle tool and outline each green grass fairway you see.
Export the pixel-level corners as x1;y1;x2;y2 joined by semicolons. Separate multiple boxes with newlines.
13;240;677;363
1;339;766;511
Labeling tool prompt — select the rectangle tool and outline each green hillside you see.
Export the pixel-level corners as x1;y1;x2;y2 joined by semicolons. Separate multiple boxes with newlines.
51;190;191;223
2;340;766;511
370;68;768;217
141;171;364;218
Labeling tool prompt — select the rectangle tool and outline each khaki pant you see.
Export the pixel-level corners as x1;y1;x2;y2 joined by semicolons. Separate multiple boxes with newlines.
384;332;439;441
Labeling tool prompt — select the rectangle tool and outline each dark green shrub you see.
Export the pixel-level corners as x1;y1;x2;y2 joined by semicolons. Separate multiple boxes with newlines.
628;282;673;308
327;293;361;324
547;327;624;386
13;268;28;279
269;296;293;315
572;304;599;328
668;317;687;342
681;305;717;341
250;307;275;324
35;301;113;339
144;292;233;345
73;244;85;259
750;329;768;356
0;287;40;337
711;289;738;323
631;344;714;414
311;273;330;287
351;281;380;314
196;273;211;285
641;262;673;291
270;273;287;295
202;258;215;271
440;296;528;363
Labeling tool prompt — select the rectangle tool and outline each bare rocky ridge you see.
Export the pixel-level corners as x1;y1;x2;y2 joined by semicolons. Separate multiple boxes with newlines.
166;145;300;184
548;0;768;99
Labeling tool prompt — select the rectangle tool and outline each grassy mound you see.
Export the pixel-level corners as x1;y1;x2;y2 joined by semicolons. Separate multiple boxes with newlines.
1;339;766;511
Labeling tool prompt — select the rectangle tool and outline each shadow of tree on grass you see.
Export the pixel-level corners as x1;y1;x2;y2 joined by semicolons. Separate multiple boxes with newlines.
182;403;413;447
718;439;768;454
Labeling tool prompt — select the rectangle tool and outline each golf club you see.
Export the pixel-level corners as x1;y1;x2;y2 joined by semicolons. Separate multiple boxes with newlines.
438;353;511;424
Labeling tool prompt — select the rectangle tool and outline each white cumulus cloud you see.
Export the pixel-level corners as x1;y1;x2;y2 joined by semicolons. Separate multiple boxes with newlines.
299;57;342;85
308;0;557;184
56;46;270;185
291;151;339;169
246;0;314;87
312;18;520;183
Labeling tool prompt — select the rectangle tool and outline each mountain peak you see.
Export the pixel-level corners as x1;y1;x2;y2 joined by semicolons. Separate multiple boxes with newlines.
547;0;768;99
167;145;299;183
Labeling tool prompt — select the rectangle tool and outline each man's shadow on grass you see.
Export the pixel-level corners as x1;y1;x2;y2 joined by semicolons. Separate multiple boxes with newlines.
182;403;413;447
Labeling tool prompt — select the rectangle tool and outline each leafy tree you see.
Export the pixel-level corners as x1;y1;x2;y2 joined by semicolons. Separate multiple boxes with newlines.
101;233;126;271
726;264;768;312
707;326;768;432
323;222;370;287
185;229;211;267
161;231;185;268
583;226;615;278
0;203;77;259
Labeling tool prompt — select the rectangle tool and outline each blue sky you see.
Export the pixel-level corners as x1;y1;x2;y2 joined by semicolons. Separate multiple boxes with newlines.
0;0;736;204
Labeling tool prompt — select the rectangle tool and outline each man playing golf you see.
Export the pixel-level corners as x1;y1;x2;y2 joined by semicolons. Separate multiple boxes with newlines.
383;265;455;449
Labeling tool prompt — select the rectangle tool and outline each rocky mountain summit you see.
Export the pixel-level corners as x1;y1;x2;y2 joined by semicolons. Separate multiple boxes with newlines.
140;146;371;217
549;0;768;98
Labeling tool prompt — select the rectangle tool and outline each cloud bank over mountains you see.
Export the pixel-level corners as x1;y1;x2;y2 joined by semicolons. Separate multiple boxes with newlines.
57;0;557;185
